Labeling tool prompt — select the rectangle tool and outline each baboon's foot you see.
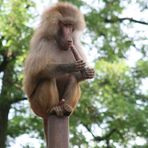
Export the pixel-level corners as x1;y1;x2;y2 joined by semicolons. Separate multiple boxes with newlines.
49;103;73;117
49;105;63;116
63;103;73;116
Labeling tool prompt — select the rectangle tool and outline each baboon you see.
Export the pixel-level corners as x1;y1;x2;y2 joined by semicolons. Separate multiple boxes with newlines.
24;2;94;119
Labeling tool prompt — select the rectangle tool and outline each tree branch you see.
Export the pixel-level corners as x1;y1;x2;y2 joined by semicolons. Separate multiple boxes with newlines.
0;55;9;72
0;50;17;73
10;97;27;104
83;123;124;143
105;17;148;25
94;128;117;141
119;17;148;25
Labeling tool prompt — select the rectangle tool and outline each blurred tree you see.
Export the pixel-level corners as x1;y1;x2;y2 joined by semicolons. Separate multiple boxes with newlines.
60;0;148;147
0;0;35;147
0;0;148;148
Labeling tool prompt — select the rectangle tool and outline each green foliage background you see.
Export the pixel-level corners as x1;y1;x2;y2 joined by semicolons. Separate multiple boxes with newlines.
0;0;147;147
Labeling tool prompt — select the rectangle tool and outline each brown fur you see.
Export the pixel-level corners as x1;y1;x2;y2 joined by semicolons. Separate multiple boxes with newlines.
24;2;93;119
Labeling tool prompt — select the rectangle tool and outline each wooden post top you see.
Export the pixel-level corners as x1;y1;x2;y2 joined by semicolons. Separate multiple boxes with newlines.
47;115;69;148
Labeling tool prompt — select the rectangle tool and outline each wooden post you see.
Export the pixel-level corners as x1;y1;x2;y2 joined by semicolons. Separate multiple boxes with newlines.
47;115;69;148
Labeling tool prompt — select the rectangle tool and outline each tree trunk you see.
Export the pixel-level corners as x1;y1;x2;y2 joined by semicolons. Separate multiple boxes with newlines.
0;104;10;148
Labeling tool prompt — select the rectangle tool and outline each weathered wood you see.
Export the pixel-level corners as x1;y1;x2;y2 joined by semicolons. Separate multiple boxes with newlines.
47;115;69;148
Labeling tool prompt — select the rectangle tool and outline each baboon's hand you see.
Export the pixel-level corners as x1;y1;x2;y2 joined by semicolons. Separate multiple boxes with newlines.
73;60;86;72
82;67;95;79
